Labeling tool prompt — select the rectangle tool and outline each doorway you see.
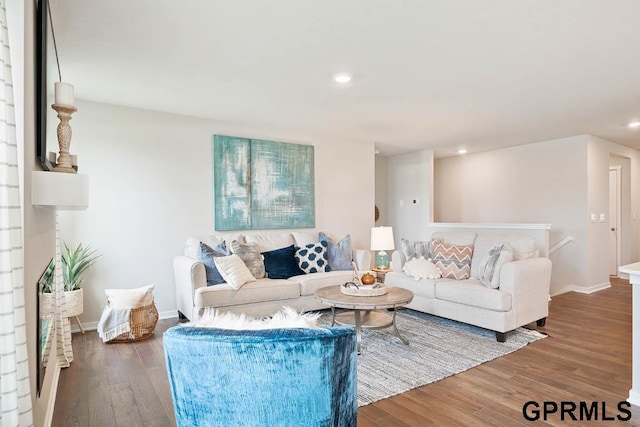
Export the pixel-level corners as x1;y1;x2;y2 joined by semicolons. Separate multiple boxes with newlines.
609;166;621;277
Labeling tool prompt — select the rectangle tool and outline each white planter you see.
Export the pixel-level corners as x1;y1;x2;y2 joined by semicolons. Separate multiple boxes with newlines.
64;289;84;317
40;289;84;318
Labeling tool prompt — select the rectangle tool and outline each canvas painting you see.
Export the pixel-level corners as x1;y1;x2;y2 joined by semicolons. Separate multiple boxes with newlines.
213;135;315;230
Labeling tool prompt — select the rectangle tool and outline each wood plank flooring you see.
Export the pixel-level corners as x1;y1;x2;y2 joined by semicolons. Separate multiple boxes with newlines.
53;278;640;426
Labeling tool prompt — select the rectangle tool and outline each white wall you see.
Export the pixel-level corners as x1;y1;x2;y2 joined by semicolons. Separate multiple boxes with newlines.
433;134;640;295
56;100;375;326
374;155;388;225
386;149;434;247
434;135;589;295
610;154;632;266
589;136;640;275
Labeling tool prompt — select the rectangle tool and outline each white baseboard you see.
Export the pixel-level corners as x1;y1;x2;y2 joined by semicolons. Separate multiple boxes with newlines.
629;389;640;407
551;282;612;296
70;310;179;333
572;282;611;294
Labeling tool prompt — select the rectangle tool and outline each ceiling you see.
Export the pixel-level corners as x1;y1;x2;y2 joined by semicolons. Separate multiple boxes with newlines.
48;0;640;157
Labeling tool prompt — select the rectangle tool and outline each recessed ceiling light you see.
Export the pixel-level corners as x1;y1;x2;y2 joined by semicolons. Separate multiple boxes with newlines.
628;121;640;128
458;149;467;154
333;73;352;84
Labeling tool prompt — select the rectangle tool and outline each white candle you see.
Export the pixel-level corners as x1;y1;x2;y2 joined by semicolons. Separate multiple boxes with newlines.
54;82;74;106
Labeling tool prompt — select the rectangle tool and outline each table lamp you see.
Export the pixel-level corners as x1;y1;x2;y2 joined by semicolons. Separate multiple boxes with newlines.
370;226;395;269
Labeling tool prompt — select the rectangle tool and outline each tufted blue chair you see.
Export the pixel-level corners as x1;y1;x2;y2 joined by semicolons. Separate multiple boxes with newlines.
163;325;357;427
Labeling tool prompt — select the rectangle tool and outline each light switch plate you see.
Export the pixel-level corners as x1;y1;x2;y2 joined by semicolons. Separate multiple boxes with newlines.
600;213;606;223
590;213;597;223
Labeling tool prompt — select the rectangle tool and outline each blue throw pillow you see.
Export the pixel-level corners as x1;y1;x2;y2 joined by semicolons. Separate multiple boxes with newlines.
319;232;352;271
295;241;330;274
196;241;230;286
262;245;305;279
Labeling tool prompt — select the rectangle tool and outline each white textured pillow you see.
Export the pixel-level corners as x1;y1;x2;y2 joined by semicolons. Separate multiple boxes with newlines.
106;284;155;309
478;244;514;288
196;306;320;329
214;254;256;290
403;256;441;280
509;237;538;260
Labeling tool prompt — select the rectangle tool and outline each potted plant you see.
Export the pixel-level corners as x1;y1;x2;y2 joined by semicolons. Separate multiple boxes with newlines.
60;242;100;318
41;243;100;320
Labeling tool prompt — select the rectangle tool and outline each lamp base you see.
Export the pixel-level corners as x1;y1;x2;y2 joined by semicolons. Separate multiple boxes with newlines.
375;250;389;269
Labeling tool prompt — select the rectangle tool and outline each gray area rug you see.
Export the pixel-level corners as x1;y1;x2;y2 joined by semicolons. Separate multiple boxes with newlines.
318;309;546;406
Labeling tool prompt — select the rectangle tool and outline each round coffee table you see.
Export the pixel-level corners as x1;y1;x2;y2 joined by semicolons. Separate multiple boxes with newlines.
314;285;414;354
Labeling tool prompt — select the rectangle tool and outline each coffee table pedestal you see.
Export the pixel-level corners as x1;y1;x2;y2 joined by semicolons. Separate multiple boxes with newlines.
315;286;414;354
332;309;409;354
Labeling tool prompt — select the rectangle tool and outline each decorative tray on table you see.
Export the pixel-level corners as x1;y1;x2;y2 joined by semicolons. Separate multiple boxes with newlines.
340;282;388;297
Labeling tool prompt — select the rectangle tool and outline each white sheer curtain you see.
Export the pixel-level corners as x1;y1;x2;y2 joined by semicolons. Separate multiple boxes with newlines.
54;213;73;367
0;0;34;424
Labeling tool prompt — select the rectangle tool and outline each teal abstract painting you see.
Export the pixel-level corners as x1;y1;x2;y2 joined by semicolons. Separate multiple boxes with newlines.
213;135;315;230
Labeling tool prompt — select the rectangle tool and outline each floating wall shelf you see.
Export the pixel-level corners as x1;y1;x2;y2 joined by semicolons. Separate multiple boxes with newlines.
31;171;89;210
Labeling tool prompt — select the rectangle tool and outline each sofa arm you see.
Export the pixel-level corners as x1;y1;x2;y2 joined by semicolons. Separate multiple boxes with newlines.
173;255;207;321
353;250;372;271
499;257;552;327
391;250;405;272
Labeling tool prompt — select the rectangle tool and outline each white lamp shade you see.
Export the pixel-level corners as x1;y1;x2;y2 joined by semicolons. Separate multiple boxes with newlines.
370;226;395;251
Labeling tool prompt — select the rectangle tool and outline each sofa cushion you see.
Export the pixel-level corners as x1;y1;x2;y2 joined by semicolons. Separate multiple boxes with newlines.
384;272;437;298
196;241;230;286
245;233;295;252
432;242;474;280
230;241;266;279
319;232;352;271
194;278;300;308
400;238;436;262
435;279;512;312
509;236;538;260
403;256;441;280
295;241;330;273
289;271;354;296
478;243;514;289
471;234;538;278
214;254;257;290
262;245;305;279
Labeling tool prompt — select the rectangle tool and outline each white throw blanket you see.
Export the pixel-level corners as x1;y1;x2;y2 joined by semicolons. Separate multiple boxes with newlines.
97;305;131;342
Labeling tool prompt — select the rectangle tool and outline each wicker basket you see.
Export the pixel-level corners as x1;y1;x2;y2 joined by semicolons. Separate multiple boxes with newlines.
109;302;159;343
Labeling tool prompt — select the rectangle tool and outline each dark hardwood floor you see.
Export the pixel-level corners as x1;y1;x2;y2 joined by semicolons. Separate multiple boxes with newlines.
53;278;640;426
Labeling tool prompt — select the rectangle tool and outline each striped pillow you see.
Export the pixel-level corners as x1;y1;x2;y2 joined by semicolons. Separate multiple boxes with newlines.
432;242;474;280
400;238;439;262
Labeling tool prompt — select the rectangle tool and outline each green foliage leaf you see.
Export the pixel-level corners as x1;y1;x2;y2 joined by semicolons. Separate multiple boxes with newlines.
61;242;100;291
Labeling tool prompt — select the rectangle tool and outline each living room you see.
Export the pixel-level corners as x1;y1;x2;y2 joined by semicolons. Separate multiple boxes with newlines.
6;1;640;425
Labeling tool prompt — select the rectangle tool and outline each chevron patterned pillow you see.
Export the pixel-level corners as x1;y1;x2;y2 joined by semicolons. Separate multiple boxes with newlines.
432;242;474;280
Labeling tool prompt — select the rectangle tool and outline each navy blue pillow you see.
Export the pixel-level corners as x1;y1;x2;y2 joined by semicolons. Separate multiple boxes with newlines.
196;241;230;286
262;245;305;279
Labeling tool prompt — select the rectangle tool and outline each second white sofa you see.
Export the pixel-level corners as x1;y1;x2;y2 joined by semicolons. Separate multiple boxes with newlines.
385;231;552;342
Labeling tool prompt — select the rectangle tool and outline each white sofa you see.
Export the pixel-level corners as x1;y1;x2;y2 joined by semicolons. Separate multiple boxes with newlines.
385;231;552;342
174;231;371;321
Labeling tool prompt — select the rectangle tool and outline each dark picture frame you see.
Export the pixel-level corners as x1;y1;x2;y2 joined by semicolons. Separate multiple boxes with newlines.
36;0;53;170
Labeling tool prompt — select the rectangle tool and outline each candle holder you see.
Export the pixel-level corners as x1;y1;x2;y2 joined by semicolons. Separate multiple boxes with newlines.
51;103;77;173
